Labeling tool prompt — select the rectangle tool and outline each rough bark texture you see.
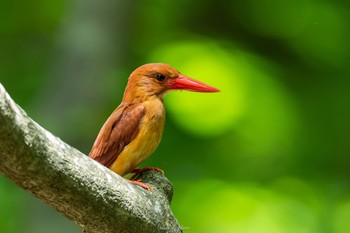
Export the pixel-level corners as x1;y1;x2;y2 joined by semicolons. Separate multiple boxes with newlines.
0;83;182;233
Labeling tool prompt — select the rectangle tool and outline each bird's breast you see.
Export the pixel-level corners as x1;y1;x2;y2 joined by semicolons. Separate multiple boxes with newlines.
109;97;166;176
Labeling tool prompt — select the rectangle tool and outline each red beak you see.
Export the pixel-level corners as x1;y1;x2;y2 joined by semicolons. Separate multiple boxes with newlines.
166;75;220;92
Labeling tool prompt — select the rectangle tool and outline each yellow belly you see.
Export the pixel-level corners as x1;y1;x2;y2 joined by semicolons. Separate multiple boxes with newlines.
109;98;165;176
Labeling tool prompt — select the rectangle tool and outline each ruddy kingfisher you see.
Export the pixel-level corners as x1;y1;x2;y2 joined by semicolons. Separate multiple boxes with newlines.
89;63;219;189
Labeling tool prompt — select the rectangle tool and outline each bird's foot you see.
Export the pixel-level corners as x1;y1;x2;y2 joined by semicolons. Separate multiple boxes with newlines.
128;179;152;191
130;166;164;180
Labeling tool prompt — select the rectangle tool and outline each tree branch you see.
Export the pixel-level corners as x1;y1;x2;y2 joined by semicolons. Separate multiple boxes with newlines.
0;83;182;233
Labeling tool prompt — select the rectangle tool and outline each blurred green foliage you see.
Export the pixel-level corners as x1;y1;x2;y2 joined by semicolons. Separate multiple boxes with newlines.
1;0;350;232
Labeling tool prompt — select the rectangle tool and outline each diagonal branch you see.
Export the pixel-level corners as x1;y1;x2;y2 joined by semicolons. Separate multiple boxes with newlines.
0;83;182;233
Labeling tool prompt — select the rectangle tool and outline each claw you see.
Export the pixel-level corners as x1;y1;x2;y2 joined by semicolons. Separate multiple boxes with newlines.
130;166;164;180
128;179;152;191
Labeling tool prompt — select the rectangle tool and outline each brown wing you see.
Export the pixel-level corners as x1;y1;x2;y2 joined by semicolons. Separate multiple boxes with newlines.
89;103;146;168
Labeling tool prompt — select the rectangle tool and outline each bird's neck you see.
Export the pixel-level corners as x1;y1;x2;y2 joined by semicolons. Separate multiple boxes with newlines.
122;86;165;104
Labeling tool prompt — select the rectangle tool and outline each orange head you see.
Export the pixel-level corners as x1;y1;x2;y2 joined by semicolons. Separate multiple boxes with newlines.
123;63;220;102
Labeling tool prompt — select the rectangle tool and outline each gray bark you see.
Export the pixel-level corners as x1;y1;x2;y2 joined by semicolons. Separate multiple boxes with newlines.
0;83;182;233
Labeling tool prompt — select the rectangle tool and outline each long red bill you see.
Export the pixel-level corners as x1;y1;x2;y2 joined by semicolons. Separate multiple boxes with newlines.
166;75;220;92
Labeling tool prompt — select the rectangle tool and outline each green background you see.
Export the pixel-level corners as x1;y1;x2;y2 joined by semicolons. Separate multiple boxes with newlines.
1;1;350;232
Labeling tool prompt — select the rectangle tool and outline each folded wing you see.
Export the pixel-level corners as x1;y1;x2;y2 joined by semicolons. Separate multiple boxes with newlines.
89;103;146;168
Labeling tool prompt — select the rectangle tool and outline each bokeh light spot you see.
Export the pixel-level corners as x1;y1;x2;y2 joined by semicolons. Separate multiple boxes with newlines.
148;41;245;137
333;200;350;233
174;179;318;233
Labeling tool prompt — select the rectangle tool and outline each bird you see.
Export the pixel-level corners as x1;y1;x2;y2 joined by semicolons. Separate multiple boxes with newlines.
89;63;219;190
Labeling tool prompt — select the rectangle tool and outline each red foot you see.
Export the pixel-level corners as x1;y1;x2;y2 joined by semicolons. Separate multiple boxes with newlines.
128;179;152;191
130;166;164;180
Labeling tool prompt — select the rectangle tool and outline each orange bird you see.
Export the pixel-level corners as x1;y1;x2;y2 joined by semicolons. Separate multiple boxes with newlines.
89;63;219;189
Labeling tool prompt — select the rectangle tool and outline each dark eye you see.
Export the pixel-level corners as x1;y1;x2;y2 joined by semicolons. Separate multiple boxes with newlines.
156;74;166;81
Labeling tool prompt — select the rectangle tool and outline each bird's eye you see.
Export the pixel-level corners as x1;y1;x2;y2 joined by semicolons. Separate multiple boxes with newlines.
156;74;166;81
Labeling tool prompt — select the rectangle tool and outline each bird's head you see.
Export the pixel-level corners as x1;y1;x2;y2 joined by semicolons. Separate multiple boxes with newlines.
123;63;219;102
